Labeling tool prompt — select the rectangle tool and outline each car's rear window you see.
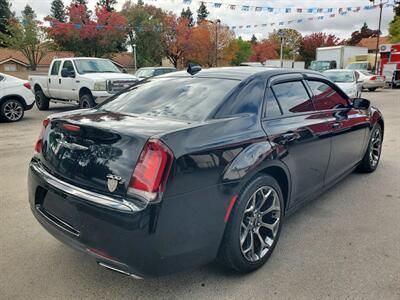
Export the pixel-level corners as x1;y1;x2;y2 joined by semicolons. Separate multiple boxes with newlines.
99;77;239;121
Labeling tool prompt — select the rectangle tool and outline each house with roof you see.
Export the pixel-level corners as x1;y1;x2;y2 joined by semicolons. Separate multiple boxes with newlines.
357;36;390;54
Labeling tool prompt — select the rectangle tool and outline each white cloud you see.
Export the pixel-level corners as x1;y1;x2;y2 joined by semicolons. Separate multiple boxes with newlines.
9;0;396;40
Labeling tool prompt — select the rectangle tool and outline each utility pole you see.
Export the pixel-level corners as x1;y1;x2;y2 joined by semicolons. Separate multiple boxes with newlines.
133;44;137;73
372;0;388;74
278;29;285;68
213;19;221;67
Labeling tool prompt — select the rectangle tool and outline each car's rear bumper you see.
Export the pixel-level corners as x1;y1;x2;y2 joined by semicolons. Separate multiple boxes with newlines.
363;81;386;89
28;159;223;277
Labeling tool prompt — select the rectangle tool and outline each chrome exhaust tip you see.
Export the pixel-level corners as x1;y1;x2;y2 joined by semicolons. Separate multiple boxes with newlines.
98;262;143;279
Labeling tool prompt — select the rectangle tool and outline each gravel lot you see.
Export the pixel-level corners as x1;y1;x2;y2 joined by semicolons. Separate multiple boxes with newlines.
1;89;399;299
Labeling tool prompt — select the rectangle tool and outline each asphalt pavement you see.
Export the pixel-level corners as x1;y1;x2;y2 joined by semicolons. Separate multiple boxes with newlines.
1;89;399;299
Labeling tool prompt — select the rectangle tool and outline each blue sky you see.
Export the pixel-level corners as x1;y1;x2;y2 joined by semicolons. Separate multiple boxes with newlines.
10;0;396;40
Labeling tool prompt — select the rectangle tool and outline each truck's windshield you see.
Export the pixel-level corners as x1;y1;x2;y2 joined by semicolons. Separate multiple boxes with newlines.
346;62;369;70
309;61;334;71
74;59;121;74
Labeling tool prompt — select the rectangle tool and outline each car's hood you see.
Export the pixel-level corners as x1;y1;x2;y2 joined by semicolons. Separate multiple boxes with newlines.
80;73;138;81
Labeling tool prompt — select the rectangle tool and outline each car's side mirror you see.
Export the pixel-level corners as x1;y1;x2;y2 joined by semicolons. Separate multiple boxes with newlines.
61;68;75;78
352;98;370;109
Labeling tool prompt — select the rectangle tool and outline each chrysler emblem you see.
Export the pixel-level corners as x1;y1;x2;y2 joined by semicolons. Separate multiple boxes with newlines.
107;174;122;192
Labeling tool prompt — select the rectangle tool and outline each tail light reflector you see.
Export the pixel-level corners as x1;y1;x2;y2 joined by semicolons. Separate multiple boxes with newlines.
128;139;173;202
370;76;377;81
23;82;31;90
34;118;50;154
63;123;80;132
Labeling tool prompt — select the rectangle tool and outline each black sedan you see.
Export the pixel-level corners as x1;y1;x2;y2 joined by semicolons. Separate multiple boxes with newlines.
28;67;384;278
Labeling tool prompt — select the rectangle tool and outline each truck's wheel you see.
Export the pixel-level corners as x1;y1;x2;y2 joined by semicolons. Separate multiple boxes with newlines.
35;89;50;110
368;88;377;92
80;93;96;109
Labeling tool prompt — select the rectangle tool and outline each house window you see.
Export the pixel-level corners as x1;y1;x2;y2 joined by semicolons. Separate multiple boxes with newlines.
4;64;17;72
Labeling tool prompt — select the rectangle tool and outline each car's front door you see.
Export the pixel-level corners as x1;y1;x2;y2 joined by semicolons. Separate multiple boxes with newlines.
59;60;76;100
48;60;62;98
306;79;369;184
261;74;332;208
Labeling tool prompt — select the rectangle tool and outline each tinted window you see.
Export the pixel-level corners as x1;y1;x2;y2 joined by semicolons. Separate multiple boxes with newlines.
51;61;61;75
308;80;348;110
100;77;239;121
62;60;74;72
264;88;282;118
154;69;164;76
214;78;264;117
272;81;314;114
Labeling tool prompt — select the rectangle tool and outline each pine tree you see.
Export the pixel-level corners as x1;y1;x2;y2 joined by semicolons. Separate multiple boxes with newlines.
0;0;13;44
180;7;194;27
196;2;209;24
71;0;87;4
50;0;66;22
137;0;144;5
22;4;36;20
97;0;117;12
393;1;399;17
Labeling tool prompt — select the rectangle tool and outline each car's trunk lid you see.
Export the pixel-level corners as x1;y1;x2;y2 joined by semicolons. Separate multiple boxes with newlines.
40;110;190;197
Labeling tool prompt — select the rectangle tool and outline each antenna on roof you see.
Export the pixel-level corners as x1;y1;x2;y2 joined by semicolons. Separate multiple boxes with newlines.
187;63;201;76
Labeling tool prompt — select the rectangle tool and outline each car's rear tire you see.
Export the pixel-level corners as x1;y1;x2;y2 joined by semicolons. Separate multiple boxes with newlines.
79;93;96;109
357;124;383;173
218;175;284;273
35;89;50;110
0;99;25;122
368;88;377;92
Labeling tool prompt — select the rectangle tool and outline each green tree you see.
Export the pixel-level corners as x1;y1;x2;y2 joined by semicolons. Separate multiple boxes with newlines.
180;7;194;27
137;0;144;5
231;37;252;65
196;2;209;24
97;0;117;12
50;0;66;22
122;1;167;67
389;16;400;43
71;0;87;4
347;22;379;45
270;28;302;59
0;5;47;70
0;0;13;46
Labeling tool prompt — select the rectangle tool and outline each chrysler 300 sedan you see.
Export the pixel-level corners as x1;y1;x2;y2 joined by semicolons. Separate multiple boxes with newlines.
28;67;384;278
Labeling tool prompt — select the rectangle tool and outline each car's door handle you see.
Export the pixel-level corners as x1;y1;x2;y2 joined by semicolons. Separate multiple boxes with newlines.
48;78;51;83
59;78;61;84
332;122;341;129
276;132;299;144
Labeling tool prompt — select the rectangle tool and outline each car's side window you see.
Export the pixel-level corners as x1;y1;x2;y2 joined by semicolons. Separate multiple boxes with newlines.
214;78;264;117
51;61;61;76
307;80;349;110
263;88;282;118
271;81;314;114
0;75;4;81
154;69;163;76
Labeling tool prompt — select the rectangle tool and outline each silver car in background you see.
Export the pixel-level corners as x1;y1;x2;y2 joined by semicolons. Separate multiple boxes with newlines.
323;69;363;98
355;70;386;92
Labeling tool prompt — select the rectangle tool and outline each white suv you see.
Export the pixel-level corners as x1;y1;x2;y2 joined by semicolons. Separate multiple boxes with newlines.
0;73;35;122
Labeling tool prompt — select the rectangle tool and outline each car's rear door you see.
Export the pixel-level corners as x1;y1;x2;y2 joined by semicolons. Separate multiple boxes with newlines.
59;60;76;100
261;74;332;207
48;60;62;98
305;78;369;183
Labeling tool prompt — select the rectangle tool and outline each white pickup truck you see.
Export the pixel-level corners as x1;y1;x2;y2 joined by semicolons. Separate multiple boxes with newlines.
29;57;138;110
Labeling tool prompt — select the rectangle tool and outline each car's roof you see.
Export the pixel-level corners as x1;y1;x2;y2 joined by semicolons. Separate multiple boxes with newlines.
166;66;322;81
138;67;176;70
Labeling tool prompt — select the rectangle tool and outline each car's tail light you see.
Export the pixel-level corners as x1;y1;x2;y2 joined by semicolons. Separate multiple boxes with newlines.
370;76;377;81
34;118;50;154
128;139;173;202
23;82;31;90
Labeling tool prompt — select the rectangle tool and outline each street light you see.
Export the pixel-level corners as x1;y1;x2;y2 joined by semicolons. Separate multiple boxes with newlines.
133;44;137;73
277;29;285;68
210;19;221;67
371;0;388;74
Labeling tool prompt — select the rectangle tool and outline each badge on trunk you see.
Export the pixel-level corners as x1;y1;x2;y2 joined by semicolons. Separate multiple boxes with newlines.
106;174;122;193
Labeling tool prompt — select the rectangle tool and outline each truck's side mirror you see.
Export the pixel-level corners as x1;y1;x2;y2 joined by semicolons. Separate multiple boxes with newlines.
61;68;75;78
352;98;370;110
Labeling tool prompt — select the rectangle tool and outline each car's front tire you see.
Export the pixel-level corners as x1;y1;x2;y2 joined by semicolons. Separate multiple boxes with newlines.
218;174;284;273
0;99;25;122
79;93;96;109
357;124;383;173
35;89;50;110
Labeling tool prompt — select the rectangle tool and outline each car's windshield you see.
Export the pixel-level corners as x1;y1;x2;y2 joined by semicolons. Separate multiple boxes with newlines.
358;70;372;76
99;77;239;121
324;71;355;83
135;69;154;78
347;63;368;70
74;59;121;74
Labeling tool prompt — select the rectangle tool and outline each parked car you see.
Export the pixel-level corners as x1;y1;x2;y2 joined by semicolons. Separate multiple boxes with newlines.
354;70;386;91
323;69;363;98
0;72;34;122
29;57;138;110
28;67;384;278
135;67;177;79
